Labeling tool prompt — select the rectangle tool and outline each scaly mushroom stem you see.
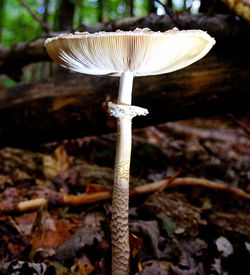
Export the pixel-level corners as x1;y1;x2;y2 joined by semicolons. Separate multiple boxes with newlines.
109;72;148;275
112;117;131;275
112;72;133;275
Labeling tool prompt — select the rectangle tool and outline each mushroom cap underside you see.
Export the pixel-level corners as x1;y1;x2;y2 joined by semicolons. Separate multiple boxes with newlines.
45;28;215;77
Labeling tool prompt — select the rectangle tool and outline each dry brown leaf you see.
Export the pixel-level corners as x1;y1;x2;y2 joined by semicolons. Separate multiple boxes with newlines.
138;261;143;272
14;212;37;236
0;174;12;189
71;255;95;275
141;261;161;274
130;232;143;258
43;146;70;180
1;260;47;275
12;169;32;182
246;184;250;193
41;211;56;232
130;220;161;258
55;226;104;263
83;211;105;228
85;183;108;193
30;218;74;249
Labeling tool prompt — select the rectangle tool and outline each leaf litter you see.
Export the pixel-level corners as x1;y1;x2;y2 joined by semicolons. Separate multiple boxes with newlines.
0;116;249;274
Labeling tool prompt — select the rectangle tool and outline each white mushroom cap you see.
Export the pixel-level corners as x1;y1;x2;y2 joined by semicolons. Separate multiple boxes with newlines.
45;28;215;77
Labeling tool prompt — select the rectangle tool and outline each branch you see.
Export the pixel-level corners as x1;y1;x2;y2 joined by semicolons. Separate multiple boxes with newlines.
0;38;49;81
18;0;51;33
1;177;249;215
220;0;250;23
154;0;184;29
227;113;250;136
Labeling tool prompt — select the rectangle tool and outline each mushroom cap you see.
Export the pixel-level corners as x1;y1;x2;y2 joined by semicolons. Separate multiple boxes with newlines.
45;28;215;77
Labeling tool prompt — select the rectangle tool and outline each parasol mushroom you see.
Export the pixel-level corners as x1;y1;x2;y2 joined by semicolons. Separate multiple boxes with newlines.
45;28;215;275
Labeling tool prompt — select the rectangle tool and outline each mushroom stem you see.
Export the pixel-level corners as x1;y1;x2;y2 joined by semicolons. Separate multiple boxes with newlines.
111;117;131;275
45;27;215;275
109;73;148;274
118;71;134;105
111;72;133;275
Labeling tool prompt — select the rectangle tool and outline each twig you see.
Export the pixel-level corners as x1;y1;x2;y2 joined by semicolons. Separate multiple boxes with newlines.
155;170;181;193
18;0;51;33
154;0;184;29
18;198;47;212
169;177;250;199
1;177;249;215
131;177;250;200
62;191;111;206
227;113;250;136
199;140;230;164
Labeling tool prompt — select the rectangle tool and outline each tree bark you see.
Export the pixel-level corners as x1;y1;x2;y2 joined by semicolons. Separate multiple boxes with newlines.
43;0;50;23
0;44;249;147
58;0;75;31
129;0;134;17
166;0;172;10
0;0;4;43
0;13;249;80
98;0;104;22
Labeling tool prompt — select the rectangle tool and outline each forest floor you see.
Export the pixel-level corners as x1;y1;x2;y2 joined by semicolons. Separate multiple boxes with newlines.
0;114;249;275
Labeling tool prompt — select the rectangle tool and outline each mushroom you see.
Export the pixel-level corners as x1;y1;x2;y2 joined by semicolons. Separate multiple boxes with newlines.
45;28;215;274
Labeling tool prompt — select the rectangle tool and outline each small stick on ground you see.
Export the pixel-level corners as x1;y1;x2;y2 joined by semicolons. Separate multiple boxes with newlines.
0;177;249;215
155;170;182;193
227;113;250;136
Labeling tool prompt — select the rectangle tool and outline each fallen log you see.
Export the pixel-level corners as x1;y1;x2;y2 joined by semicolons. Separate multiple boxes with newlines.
0;13;249;79
0;44;249;147
158;122;250;146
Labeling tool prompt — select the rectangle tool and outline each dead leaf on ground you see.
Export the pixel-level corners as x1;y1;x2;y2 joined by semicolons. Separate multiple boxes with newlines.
71;254;95;275
0;174;12;190
138;261;161;275
1;186;19;204
130;220;162;258
1;260;47;275
41;211;56;232
130;232;143;258
85;183;108;193
55;225;104;263
30;217;75;249
215;236;234;258
14;212;37;236
12;169;32;182
43;146;70;180
139;193;206;237
82;211;105;228
207;211;250;238
169;262;205;275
